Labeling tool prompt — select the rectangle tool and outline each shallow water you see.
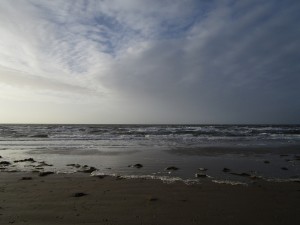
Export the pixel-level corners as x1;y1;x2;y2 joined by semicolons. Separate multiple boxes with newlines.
0;124;299;183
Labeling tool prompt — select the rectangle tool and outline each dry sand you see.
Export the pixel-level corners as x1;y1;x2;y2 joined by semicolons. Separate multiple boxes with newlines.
0;172;299;225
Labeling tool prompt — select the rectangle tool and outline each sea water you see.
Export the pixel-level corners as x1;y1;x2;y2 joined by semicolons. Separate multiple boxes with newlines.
0;124;299;183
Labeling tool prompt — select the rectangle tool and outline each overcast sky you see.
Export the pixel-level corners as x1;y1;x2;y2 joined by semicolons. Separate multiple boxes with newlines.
0;0;299;124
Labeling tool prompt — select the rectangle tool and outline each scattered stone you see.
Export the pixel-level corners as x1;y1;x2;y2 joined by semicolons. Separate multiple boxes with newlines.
222;168;230;172
195;173;208;178
96;175;107;179
198;168;208;171
31;134;48;138
21;177;32;180
72;192;87;197
230;172;251;177
14;158;36;163
38;161;53;167
165;166;179;171
264;160;270;164
149;197;158;201
39;171;54;177
133;164;143;168
281;167;288;170
81;166;97;173
66;163;81;168
0;161;11;166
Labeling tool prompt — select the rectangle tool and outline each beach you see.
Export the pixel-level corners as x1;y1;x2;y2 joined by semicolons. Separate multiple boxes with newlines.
0;172;300;225
0;124;300;224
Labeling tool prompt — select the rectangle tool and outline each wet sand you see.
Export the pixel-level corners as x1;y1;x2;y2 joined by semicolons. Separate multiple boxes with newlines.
0;172;299;225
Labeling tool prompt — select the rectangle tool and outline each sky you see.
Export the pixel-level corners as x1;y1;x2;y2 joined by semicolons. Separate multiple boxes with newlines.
0;0;299;124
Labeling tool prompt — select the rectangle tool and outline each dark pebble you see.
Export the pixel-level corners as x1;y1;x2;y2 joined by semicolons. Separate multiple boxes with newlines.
281;167;288;170
165;166;179;171
195;173;208;178
66;163;81;168
14;158;36;163
222;168;230;172
21;177;32;180
0;161;11;166
96;175;107;179
39;171;54;177
230;172;251;177
38;161;53;166
149;197;158;201
264;160;270;164
72;192;87;197
133;164;143;168
81;166;97;173
31;134;48;138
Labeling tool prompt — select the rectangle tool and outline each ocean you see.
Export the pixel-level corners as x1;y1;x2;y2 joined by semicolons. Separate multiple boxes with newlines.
1;124;299;184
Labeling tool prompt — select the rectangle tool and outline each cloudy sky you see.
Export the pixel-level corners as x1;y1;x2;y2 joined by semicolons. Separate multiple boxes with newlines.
0;0;299;124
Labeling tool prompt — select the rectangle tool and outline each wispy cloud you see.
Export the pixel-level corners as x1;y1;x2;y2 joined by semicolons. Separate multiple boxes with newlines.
0;0;299;123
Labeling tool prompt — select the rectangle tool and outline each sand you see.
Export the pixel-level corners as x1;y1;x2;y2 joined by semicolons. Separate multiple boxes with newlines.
0;172;299;225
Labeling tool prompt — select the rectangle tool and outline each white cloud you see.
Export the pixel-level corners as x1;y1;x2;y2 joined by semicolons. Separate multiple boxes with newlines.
0;0;299;123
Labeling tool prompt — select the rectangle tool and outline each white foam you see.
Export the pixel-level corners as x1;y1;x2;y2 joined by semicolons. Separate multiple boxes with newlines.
91;172;200;185
212;179;248;186
264;178;300;183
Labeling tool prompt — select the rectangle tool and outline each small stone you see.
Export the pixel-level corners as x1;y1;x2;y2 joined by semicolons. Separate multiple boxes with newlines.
96;175;107;179
72;192;87;197
149;197;158;201
21;177;32;180
165;166;179;171
39;171;54;177
133;164;143;168
0;161;11;166
230;172;251;177
223;168;230;172
195;173;208;178
81;166;97;173
38;161;53;166
66;163;81;168
281;167;288;170
14;158;36;163
31;134;48;138
264;160;270;164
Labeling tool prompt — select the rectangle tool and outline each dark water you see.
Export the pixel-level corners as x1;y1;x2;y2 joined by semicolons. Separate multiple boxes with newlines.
0;124;300;184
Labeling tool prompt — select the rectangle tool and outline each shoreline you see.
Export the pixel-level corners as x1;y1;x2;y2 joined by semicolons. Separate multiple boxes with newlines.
0;171;300;225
